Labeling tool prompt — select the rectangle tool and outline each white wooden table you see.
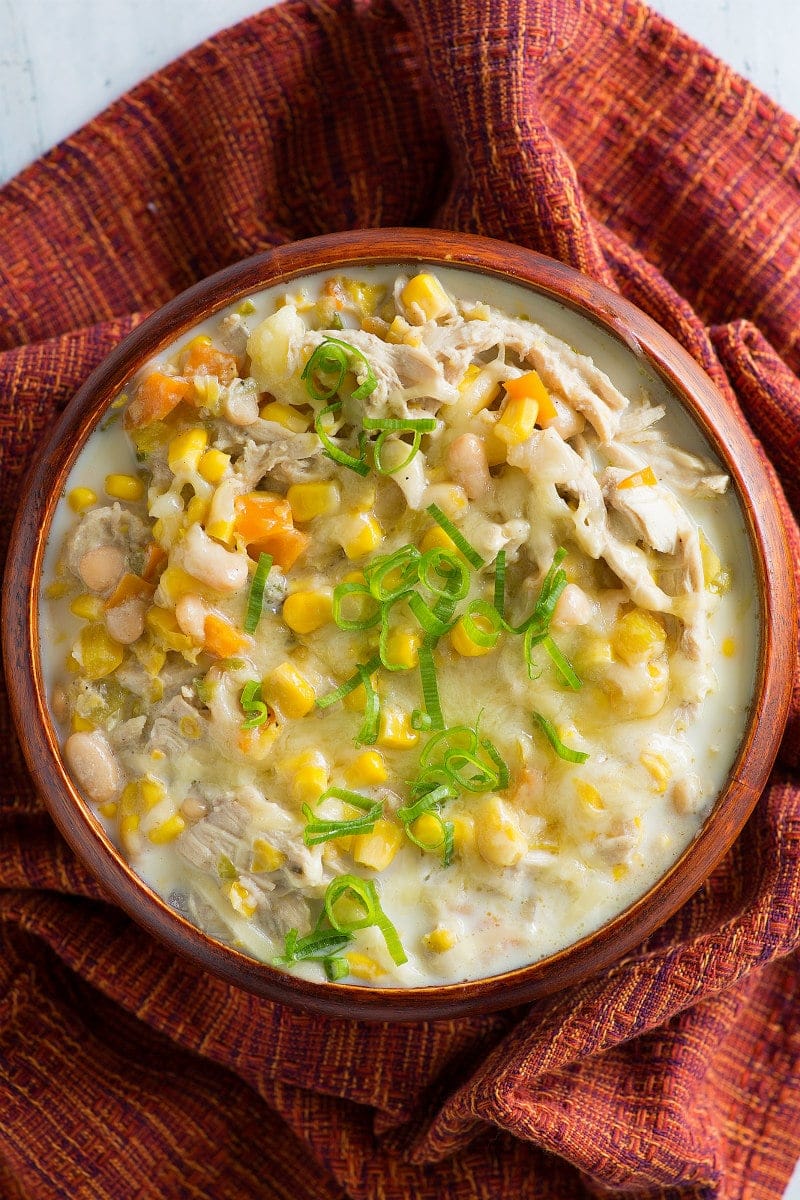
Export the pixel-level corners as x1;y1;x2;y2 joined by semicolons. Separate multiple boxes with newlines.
1;2;798;1196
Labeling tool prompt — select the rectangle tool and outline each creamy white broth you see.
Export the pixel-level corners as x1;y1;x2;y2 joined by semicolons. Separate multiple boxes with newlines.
41;266;758;986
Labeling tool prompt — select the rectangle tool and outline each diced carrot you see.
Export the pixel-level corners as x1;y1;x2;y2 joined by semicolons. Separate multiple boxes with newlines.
104;572;155;611
141;542;168;583
203;614;249;659
503;370;557;425
181;341;239;386
234;492;309;570
124;372;194;430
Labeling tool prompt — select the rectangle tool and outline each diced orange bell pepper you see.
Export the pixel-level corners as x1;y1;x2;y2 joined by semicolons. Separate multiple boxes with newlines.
203;614;249;659
234;492;309;570
181;341;239;386
104;572;155;611
124;372;194;430
141;542;168;583
503;370;558;426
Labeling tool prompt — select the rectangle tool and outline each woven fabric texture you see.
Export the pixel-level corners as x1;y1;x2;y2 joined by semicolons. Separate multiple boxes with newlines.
2;1;799;1196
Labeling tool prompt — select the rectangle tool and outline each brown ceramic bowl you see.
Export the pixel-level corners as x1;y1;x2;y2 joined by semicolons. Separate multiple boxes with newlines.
3;229;795;1020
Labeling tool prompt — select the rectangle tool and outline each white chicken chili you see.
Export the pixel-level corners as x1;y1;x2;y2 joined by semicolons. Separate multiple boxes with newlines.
42;267;758;986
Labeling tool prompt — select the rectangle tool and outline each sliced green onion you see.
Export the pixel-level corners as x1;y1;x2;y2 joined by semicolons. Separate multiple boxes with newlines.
418;548;470;603
273;927;353;966
443;748;499;792
419;724;478;768
493;549;506;618
355;664;380;746
365;545;420;602
302;337;377;403
460;599;503;649
532;710;589;763
362;416;438;433
397;783;456;824
426;503;484;570
324;875;406;965
408;592;454;640
542;635;582;690
324;956;349;981
509;547;568;635
328;313;344;331
372;430;424;475
480;736;510;790
193;676;214;706
314;402;370;476
332;581;381;631
302;788;383;847
316;656;381;710
411;709;433;731
240;680;269;729
418;643;444;730
302;340;349;402
243;552;272;634
217;854;238;882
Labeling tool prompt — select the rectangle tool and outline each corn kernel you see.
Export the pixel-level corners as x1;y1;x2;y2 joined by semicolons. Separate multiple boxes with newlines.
267;662;316;719
71;714;95;733
618;465;657;490
475;795;527;867
345;952;386;981
343;673;377;713
145;606;195;654
352;820;403;871
99;800;118;818
259;400;310;432
420;525;459;555
68;486;97;513
574;636;614;680
495;395;539;446
198;448;231;484
290;749;329;803
185;495;209;526
411;812;445;850
70;593;104;622
613;863;629;881
287;481;341;522
167;428;208;475
482;428;508;466
76;624;124;680
228;880;258;918
377;708;419;750
148;814;186;844
345;751;388;787
640;751;671;794
458;364;502;416
575;779;605;810
139;777;165;809
611;610;666;665
401;273;452;322
282;590;333;635
45;580;73;600
451;813;475;853
205;518;235;545
423;927;456;953
383;628;421;669
722;636;736;658
340;512;383;559
386;315;413;344
450;615;496;657
105;473;144;502
251;838;286;873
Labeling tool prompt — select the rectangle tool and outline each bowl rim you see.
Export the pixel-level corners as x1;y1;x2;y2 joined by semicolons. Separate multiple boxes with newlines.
3;227;796;1020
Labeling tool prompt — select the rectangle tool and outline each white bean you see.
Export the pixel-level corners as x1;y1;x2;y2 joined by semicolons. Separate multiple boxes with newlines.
182;523;248;593
445;434;491;500
551;583;593;629
64;731;122;804
672;774;703;814
51;685;68;723
223;379;260;426
175;593;209;643
105;598;146;645
78;545;125;593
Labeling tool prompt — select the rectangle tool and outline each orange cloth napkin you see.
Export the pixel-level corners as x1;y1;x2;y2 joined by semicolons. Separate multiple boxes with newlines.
1;2;799;1197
